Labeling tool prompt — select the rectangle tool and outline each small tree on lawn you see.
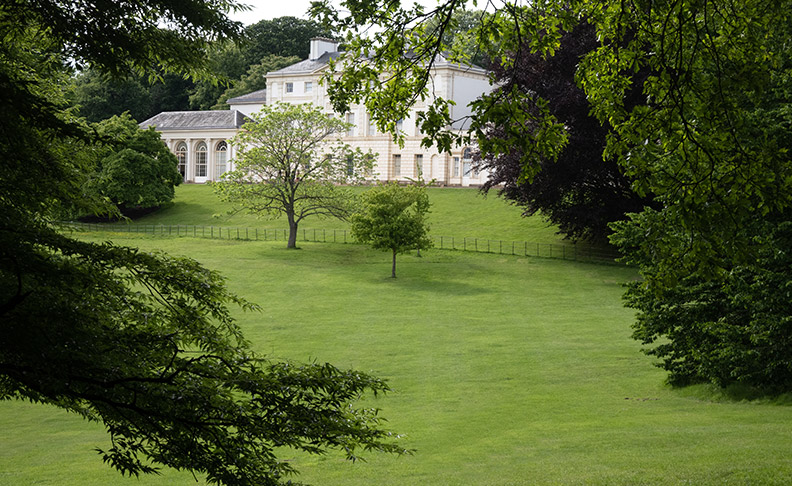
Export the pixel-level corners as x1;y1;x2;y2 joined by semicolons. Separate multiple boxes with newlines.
213;102;373;248
351;182;432;278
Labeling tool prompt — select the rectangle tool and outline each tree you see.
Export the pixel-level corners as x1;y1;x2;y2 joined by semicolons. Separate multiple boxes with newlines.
212;54;300;109
350;183;432;278
188;40;249;110
190;17;331;111
71;69;195;123
477;20;654;243
419;9;490;68
69;69;152;123
1;1;405;484
84;113;182;214
313;0;792;391
212;102;374;249
243;16;333;66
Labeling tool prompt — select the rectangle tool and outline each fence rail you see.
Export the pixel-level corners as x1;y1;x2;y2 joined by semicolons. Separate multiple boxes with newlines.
64;222;622;264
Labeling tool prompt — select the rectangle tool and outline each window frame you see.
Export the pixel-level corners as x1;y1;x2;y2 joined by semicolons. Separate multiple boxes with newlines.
215;141;228;178
195;142;208;178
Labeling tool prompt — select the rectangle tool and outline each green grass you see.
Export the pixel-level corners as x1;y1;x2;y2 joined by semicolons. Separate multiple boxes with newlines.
2;233;791;485
115;184;579;246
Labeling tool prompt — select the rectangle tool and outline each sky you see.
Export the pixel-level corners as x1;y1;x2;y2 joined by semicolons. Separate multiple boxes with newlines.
230;0;446;25
231;0;318;23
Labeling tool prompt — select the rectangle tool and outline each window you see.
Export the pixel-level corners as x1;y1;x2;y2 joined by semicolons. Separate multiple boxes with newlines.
393;154;401;177
215;141;228;178
346;155;355;176
462;147;473;176
304;81;312;93
453;156;460;177
414;154;423;178
395;118;403;133
195;142;207;177
367;114;377;136
285;82;293;93
175;142;187;180
346;113;355;137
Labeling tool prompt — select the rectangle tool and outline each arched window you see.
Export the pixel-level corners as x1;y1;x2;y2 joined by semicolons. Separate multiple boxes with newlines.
195;142;207;178
462;147;473;176
215;141;228;178
175;142;187;180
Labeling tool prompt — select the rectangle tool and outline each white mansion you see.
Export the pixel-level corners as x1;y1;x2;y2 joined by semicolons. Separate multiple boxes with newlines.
140;38;492;186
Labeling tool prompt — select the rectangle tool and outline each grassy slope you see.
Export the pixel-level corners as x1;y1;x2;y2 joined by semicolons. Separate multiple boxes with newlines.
2;234;791;485
118;184;575;246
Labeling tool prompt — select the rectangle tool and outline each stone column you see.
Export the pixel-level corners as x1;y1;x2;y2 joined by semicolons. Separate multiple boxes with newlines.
185;138;193;182
227;140;234;172
205;138;213;181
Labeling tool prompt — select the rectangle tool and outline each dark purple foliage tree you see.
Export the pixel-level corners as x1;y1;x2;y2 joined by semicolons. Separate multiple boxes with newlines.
477;21;654;243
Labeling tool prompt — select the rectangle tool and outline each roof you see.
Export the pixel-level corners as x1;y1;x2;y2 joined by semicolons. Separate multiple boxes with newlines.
226;89;267;104
139;110;250;130
267;50;487;78
267;51;343;76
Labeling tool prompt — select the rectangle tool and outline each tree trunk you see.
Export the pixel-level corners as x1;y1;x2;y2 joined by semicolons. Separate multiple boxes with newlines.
391;249;397;278
287;213;298;249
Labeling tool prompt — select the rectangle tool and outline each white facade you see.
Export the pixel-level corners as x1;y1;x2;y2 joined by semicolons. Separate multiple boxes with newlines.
265;38;493;186
139;111;247;183
164;132;237;184
143;38;493;186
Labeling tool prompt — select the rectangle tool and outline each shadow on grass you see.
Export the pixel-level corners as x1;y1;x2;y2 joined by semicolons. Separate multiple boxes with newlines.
373;274;490;297
676;383;792;405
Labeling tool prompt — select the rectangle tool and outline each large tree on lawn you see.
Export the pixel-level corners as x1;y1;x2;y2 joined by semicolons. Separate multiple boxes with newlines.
0;1;405;484
213;102;373;249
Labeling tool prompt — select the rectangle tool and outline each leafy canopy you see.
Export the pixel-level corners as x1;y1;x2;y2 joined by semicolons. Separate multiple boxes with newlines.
83;113;182;212
211;55;300;109
212;102;374;248
477;19;654;242
350;182;432;278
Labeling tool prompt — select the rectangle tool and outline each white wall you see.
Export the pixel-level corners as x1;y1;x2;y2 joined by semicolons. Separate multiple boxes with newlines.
450;73;491;130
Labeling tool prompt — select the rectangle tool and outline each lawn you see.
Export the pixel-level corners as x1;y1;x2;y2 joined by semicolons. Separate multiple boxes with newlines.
109;183;581;246
2;232;791;485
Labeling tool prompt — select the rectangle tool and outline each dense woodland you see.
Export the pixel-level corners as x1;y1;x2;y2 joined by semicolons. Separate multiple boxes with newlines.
68;16;331;123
